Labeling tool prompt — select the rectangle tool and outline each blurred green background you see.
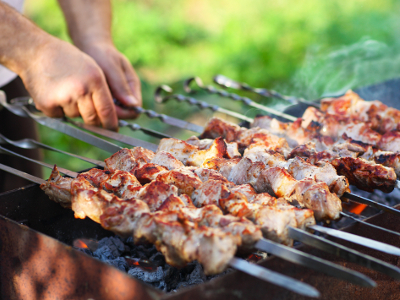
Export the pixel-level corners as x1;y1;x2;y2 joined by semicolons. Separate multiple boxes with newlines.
23;0;400;175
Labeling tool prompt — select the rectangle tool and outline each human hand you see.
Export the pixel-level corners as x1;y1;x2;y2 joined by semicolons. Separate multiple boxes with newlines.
79;40;142;119
20;37;119;130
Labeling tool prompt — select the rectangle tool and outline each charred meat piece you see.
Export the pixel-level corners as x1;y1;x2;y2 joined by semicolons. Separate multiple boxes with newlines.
105;147;155;174
331;157;397;193
40;165;73;208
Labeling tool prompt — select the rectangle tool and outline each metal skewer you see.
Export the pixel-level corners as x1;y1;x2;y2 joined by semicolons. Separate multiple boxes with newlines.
3;122;400;242
3;94;400;253
0;133;105;168
213;74;321;108
0;148;397;284
340;211;400;238
184;77;297;121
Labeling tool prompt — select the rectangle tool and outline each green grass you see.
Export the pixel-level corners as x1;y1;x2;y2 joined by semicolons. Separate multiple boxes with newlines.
23;0;400;174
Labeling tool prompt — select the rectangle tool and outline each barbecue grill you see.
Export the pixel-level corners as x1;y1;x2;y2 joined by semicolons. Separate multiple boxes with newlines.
1;77;400;300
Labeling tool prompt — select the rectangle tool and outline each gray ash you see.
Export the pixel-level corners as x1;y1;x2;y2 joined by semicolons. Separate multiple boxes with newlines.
74;236;234;292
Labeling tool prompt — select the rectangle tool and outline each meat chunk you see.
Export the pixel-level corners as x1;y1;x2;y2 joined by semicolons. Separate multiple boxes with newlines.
202;157;241;178
287;157;349;197
151;151;185;170
378;131;400;153
137;180;178;211
40;165;73;208
99;170;142;199
200;117;244;142
105;147;154;174
156;168;203;197
192;179;231;207
331;157;396;193
187;137;227;167
134;163;168;184
157;138;198;164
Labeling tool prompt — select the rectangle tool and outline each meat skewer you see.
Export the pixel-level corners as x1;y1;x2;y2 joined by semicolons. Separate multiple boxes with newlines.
186;77;400;154
1;147;399;281
212;73;400;137
198;118;397;194
40;165;377;288
101;143;400;256
155;85;400;193
2;97;400;230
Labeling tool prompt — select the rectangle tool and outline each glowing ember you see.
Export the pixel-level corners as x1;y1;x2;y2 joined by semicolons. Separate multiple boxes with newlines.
348;203;368;215
73;238;99;251
247;253;265;263
73;239;89;249
125;257;158;272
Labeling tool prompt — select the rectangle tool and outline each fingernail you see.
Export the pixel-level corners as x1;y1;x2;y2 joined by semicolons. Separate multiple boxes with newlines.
125;95;138;106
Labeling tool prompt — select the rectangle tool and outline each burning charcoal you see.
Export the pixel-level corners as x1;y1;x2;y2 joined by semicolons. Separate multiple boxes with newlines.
206;267;234;281
136;244;157;258
106;257;128;272
176;263;206;290
149;252;166;267
180;262;196;278
156;280;167;291
75;247;92;256
163;265;181;291
97;236;125;257
93;245;116;260
187;263;206;282
128;266;164;283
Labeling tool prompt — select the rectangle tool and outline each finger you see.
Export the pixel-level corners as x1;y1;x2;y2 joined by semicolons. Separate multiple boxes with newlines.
62;101;80;118
92;84;118;130
121;58;142;107
77;94;101;127
115;105;140;119
33;100;64;118
102;58;140;108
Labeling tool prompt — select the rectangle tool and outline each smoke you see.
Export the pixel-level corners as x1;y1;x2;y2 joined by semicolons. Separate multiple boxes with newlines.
287;38;400;100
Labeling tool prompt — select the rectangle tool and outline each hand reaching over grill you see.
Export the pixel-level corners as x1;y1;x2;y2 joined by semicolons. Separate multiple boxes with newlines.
0;0;141;131
58;0;142;119
21;38;120;130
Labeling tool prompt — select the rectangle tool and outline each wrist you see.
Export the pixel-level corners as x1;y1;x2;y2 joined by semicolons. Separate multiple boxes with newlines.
71;32;114;52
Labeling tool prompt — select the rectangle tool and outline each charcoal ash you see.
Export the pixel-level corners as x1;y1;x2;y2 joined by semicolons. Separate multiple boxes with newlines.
73;235;236;292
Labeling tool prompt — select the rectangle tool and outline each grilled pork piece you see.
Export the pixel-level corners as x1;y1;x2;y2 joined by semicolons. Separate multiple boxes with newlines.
202;117;397;192
151;151;185;170
321;90;400;134
40;165;73;208
134;211;238;274
159;196;261;250
156;168;203;197
186;136;241;158
105;147;154;174
331;157;396;193
202;155;341;220
134;163;168;184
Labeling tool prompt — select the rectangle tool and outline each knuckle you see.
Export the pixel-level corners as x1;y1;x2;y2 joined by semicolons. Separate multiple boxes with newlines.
84;111;99;124
73;83;89;98
86;66;104;87
98;103;115;117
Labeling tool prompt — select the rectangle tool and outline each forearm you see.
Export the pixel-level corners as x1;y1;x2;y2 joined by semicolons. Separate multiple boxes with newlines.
58;0;113;49
0;2;53;75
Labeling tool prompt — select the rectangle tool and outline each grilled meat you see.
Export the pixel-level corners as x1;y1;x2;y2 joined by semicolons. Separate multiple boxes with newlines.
321;90;400;134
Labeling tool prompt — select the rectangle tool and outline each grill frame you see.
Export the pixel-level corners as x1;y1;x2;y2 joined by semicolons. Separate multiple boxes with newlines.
2;77;400;299
1;183;400;300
